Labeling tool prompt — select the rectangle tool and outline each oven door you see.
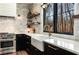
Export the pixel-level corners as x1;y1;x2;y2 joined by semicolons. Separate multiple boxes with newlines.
1;41;13;48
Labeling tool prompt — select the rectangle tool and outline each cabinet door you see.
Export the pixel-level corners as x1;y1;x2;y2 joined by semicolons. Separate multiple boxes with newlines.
57;48;76;55
16;34;27;51
44;42;59;55
30;45;43;55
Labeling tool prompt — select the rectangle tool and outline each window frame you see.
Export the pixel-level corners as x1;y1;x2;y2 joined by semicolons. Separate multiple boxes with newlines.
43;3;74;35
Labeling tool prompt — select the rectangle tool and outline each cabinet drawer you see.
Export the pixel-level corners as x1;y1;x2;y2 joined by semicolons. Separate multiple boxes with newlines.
26;36;31;39
44;42;59;55
46;44;59;50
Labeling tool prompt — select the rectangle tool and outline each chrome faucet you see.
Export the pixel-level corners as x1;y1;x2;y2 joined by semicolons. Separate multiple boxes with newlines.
44;24;52;39
48;25;52;39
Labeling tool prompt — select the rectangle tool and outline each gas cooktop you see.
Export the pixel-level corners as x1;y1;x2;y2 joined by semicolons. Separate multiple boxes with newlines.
0;33;15;39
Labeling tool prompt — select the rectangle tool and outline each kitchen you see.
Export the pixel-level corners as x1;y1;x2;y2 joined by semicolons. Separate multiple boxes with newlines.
0;3;79;55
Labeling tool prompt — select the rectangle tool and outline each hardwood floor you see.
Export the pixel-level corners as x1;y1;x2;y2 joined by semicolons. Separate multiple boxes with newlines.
16;50;29;55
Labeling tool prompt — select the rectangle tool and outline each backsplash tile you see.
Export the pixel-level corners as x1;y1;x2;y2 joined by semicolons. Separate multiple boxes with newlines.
0;16;15;33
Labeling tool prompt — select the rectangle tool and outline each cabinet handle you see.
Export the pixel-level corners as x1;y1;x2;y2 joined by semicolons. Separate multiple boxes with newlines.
27;42;29;43
48;45;58;50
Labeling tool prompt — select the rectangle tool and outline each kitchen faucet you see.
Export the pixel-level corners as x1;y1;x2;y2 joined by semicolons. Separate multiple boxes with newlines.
44;24;52;39
48;25;52;39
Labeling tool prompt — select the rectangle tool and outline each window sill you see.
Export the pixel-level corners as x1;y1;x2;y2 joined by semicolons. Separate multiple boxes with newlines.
43;32;74;40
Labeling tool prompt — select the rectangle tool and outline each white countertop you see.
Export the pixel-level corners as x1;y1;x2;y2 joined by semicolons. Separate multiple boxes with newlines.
44;37;79;54
24;33;79;54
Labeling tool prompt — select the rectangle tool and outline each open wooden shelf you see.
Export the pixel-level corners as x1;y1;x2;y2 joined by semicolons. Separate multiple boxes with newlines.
73;14;79;19
27;13;40;19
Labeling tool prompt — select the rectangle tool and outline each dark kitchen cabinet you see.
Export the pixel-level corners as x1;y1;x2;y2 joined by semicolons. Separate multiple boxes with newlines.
16;34;43;55
44;42;59;55
44;42;76;55
16;34;31;51
30;45;44;55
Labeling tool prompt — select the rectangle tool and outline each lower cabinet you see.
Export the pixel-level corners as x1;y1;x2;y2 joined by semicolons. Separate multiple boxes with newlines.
16;34;43;55
16;34;31;51
44;42;76;55
30;45;44;55
44;42;59;55
16;34;76;55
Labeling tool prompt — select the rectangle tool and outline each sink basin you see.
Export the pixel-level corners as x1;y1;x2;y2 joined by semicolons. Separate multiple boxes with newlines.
31;35;54;52
31;37;44;51
36;36;54;40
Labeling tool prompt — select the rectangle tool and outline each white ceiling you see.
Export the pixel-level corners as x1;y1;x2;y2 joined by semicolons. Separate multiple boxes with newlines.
16;3;33;9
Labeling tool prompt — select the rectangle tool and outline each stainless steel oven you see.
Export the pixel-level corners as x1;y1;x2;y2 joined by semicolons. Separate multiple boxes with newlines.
0;33;16;55
1;41;13;48
0;40;16;54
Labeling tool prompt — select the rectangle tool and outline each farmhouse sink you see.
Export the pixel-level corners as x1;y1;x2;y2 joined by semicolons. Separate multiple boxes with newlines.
31;35;54;52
